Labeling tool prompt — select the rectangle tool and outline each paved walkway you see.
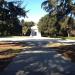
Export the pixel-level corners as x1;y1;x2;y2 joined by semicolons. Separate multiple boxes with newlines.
0;37;75;44
0;40;75;75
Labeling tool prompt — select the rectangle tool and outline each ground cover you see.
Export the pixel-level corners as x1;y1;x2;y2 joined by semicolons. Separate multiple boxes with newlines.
63;37;75;40
0;42;29;60
0;42;75;62
45;43;67;47
58;45;75;62
50;36;75;40
46;43;75;62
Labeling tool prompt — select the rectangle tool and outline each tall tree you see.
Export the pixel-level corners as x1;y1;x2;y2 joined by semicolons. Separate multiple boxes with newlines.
42;0;75;17
41;0;75;36
0;0;27;36
38;14;75;37
38;14;57;37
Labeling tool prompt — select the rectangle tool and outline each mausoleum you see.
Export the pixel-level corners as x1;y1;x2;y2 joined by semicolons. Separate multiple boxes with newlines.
30;24;41;37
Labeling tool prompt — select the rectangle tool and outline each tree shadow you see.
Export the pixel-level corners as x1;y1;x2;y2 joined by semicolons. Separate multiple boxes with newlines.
0;41;75;75
0;58;13;72
1;46;75;75
18;41;50;47
57;45;75;63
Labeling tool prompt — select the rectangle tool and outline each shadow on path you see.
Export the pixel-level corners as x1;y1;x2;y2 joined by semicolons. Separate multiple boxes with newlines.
0;41;75;75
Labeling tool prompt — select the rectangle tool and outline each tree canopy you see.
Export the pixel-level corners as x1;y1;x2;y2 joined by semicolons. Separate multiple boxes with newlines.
38;14;57;37
0;0;27;36
22;21;35;36
38;14;75;37
41;0;75;37
41;0;75;17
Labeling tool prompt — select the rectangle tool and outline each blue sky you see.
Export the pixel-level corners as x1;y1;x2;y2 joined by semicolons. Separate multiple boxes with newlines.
23;0;47;23
7;0;75;23
7;0;47;23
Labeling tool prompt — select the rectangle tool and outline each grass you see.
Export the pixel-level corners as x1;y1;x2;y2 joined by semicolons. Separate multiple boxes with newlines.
45;43;68;47
0;42;67;59
0;41;75;62
0;54;15;60
0;42;24;59
50;36;75;40
57;44;75;62
0;42;23;52
46;42;75;62
0;36;30;38
1;35;75;40
63;37;75;40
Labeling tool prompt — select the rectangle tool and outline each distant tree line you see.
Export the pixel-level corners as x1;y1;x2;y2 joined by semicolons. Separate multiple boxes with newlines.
0;0;27;36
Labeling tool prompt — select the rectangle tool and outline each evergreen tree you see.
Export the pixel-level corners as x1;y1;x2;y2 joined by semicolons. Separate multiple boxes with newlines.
0;0;27;36
41;0;75;36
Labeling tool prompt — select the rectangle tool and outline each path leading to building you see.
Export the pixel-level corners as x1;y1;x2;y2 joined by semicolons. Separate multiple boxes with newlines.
0;37;75;44
0;40;75;75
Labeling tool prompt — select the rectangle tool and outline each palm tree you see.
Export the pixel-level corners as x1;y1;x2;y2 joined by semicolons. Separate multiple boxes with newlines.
41;0;75;36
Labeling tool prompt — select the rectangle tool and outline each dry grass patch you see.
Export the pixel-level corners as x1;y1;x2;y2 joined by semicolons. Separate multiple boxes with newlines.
0;54;15;60
57;45;75;62
0;44;23;52
0;42;27;52
45;43;67;47
0;42;25;59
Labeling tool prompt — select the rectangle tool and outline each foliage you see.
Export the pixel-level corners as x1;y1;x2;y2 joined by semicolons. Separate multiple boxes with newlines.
42;0;75;17
38;14;57;37
41;0;75;37
22;21;35;36
0;0;27;36
59;16;75;36
38;14;75;37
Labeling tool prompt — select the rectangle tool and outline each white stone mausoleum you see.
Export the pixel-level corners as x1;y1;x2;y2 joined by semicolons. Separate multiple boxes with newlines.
30;24;41;37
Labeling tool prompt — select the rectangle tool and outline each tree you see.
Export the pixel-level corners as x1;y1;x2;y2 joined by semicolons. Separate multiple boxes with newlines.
41;0;75;37
59;15;75;37
0;0;27;36
38;14;57;37
38;14;75;37
42;0;75;17
22;21;35;36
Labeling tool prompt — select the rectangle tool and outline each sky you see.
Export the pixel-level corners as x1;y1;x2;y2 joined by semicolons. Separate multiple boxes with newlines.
23;0;47;23
6;0;75;23
7;0;47;23
23;0;75;23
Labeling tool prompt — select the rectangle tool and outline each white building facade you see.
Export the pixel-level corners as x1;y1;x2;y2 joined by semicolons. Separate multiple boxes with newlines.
30;25;41;37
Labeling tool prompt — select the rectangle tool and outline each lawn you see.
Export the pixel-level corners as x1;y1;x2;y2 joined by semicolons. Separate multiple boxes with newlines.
63;37;75;40
45;43;75;62
45;43;67;47
0;41;75;63
0;42;26;60
0;36;29;38
50;36;75;40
